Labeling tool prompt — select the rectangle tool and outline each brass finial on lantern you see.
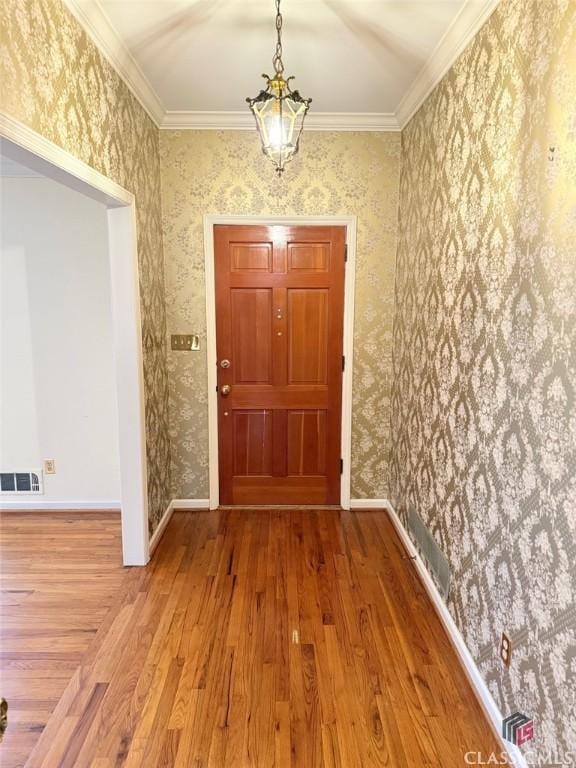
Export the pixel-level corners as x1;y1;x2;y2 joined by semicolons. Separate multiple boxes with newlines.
246;0;311;175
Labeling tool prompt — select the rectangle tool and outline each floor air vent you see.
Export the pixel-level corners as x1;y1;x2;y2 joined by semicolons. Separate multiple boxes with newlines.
0;471;43;494
407;506;450;601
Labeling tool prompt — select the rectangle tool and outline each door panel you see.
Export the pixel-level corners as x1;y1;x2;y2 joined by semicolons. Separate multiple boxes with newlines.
232;410;273;475
231;289;272;384
215;224;345;505
287;410;327;475
287;289;328;384
287;242;330;272
230;242;272;272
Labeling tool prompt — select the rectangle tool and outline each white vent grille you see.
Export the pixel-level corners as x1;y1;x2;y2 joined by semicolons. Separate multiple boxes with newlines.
407;505;451;601
0;471;43;495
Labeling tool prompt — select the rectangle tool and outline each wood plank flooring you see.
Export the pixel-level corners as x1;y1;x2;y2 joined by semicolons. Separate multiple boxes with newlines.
1;509;500;767
0;511;125;768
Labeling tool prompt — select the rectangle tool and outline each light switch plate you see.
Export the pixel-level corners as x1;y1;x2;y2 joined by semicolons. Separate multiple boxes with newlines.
171;334;200;351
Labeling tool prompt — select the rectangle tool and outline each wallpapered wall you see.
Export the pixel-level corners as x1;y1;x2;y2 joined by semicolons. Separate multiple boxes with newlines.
390;0;576;755
3;1;575;751
159;130;401;500
0;0;171;533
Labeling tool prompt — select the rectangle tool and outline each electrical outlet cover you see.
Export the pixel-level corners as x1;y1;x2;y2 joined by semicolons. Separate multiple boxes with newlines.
43;459;56;474
500;632;512;667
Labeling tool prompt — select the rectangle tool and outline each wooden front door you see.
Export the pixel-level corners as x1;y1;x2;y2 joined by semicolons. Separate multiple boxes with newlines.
214;224;346;506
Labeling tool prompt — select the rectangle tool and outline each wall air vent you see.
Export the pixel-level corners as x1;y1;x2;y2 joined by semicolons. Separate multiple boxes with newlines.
0;471;43;495
407;505;451;601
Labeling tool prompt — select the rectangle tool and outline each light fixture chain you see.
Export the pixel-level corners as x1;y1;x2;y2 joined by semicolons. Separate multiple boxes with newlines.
272;0;284;75
246;0;311;175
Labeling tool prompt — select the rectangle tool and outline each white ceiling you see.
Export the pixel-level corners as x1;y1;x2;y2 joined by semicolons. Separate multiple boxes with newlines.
64;0;501;128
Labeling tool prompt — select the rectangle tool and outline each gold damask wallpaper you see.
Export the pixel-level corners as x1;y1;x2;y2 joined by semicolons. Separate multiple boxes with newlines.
0;0;171;533
160;131;400;498
3;0;575;752
159;130;401;501
391;0;576;755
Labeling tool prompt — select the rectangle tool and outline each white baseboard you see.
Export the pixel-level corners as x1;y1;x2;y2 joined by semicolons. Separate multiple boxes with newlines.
0;500;121;511
171;499;210;510
350;498;388;509
149;500;174;555
384;500;527;768
148;499;210;556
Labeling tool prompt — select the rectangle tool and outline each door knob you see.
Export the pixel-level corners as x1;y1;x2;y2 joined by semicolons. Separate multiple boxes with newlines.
220;384;231;396
220;359;231;368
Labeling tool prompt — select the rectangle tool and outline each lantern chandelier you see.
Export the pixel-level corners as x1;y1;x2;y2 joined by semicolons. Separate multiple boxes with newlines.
246;0;312;175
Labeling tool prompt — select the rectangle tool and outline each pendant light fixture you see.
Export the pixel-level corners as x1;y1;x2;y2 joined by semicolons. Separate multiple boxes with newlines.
246;0;312;175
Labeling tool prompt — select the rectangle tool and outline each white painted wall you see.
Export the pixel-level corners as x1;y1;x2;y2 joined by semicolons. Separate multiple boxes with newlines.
0;177;120;504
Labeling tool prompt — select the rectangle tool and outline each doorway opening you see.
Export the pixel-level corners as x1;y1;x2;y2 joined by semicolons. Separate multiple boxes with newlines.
0;118;148;565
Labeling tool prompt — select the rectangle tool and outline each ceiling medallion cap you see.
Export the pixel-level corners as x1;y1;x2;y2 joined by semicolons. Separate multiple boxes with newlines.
246;0;312;176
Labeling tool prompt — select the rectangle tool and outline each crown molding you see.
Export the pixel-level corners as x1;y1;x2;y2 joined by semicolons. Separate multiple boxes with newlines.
160;111;400;131
395;0;502;128
61;0;165;126
61;0;501;133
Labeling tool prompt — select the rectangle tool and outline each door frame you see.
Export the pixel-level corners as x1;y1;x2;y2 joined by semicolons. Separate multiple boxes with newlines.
203;214;357;511
0;112;149;566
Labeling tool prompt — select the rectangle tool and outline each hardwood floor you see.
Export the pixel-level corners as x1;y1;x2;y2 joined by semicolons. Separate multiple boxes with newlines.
1;509;500;767
0;511;125;768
